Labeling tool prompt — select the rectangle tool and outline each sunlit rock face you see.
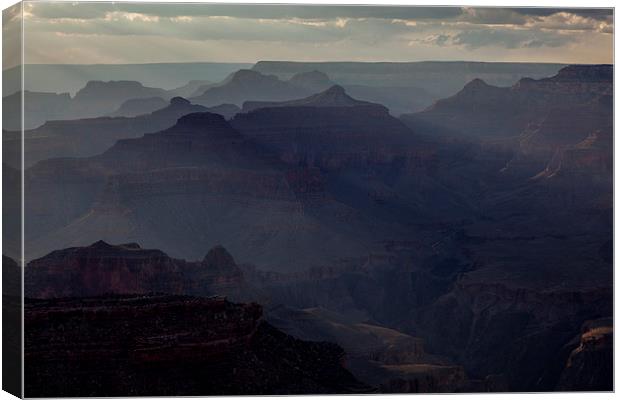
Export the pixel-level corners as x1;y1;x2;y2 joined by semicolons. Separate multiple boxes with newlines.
24;241;249;300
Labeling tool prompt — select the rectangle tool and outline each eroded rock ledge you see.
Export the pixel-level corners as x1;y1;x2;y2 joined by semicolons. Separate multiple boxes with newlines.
25;294;370;397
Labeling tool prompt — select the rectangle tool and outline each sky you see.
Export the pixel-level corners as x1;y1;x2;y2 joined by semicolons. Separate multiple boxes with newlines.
3;3;614;68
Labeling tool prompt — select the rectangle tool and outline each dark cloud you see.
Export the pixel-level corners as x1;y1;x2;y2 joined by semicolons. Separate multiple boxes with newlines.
28;3;464;20
460;7;613;25
460;8;528;25
510;7;612;20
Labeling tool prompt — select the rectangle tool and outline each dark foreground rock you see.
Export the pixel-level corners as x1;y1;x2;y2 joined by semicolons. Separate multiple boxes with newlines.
556;318;613;391
24;294;370;397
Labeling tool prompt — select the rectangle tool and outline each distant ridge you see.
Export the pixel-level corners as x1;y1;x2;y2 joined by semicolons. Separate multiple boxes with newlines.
4;97;227;167
3;62;252;96
190;69;310;107
242;85;378;113
402;64;612;139
254;60;567;72
253;60;566;97
108;96;168;117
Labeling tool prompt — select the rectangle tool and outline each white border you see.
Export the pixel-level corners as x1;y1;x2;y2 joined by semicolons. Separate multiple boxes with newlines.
0;1;617;400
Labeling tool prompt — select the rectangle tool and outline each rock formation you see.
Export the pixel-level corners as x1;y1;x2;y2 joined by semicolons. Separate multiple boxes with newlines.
5;97;230;167
232;86;420;169
190;69;311;107
24;241;249;300
25;294;369;396
252;60;564;98
556;318;613;391
401;65;612;141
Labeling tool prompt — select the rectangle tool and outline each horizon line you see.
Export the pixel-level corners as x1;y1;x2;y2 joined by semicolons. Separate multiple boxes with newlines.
5;59;601;71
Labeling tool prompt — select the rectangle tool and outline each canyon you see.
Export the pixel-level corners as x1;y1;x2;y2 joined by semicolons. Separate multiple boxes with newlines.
5;62;613;394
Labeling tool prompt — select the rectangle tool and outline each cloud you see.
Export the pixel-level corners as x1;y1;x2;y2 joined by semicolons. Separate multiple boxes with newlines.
19;3;613;66
25;13;356;43
451;29;575;49
415;34;452;46
28;4;612;24
24;4;613;40
525;12;613;33
413;27;576;50
23;11;440;46
460;7;529;25
511;7;612;21
458;7;612;32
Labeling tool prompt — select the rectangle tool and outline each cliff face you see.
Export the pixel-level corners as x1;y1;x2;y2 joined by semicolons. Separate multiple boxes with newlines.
527;94;612;182
71;80;169;116
232;87;420;169
401;65;612;182
402;65;612;141
516;64;612;97
556;318;613;391
4;79;191;130
412;282;612;391
5;97;211;168
23;242;478;394
538;129;612;180
23;109;437;271
242;80;435;116
519;94;612;158
25;241;248;300
241;85;376;112
190;69;311;107
25;294;368;397
95;111;284;175
267;305;474;393
260;260;611;392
